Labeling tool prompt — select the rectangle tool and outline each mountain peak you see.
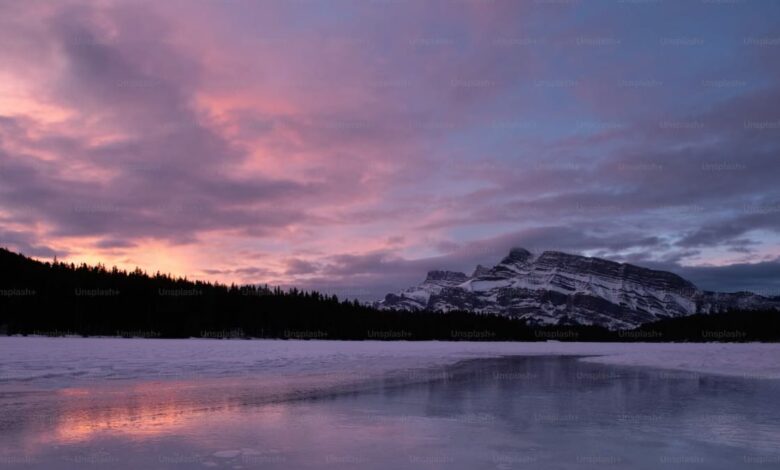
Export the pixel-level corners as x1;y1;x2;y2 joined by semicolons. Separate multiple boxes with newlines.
500;247;533;265
472;264;491;277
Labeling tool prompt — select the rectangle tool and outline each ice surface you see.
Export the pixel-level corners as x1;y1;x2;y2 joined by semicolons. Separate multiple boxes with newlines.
1;338;779;469
1;338;778;390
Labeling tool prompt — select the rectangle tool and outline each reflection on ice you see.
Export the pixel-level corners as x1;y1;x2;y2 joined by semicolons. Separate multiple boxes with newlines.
1;354;779;469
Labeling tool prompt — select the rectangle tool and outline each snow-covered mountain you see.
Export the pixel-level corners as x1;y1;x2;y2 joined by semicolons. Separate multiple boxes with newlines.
377;248;780;330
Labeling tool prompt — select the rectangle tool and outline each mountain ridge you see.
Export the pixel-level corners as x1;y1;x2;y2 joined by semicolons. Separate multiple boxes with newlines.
377;248;780;329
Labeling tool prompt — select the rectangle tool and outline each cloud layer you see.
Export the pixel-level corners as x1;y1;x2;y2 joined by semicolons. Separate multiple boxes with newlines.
1;0;779;299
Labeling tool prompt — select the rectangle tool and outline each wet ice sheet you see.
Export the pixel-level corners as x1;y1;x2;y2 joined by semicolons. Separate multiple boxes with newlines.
0;355;778;470
1;338;780;469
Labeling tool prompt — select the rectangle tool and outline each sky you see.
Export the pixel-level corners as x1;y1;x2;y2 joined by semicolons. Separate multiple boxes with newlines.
1;0;780;300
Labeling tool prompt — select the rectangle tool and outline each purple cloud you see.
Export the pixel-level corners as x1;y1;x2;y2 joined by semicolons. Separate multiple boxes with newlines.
1;0;779;298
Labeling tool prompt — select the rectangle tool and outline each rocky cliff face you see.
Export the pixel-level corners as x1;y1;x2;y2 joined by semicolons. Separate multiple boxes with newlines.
377;248;779;329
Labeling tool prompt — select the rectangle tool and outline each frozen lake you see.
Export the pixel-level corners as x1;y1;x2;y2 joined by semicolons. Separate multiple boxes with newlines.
1;338;779;469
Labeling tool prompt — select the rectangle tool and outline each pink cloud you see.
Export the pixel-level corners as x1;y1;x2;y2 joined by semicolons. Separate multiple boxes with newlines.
1;0;779;298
